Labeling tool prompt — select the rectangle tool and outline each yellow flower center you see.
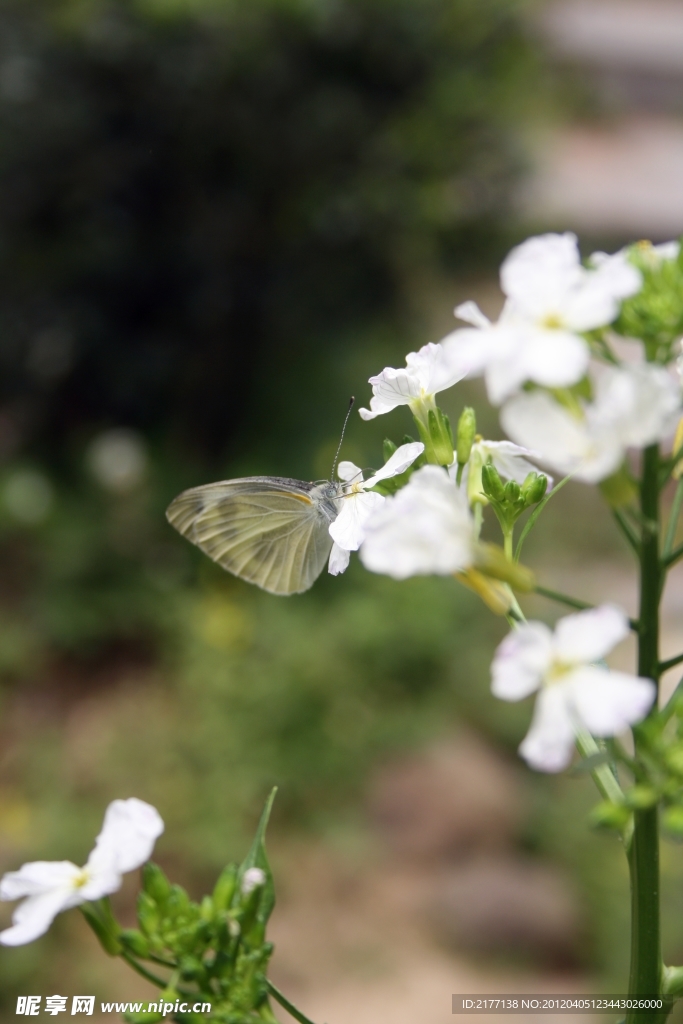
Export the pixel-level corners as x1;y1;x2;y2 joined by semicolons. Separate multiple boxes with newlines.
545;659;574;685
540;312;564;330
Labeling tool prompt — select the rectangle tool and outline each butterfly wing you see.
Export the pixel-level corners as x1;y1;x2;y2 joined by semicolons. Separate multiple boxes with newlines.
166;477;339;595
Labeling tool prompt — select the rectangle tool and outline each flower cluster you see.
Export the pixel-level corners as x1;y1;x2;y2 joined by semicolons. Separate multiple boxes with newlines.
327;231;683;775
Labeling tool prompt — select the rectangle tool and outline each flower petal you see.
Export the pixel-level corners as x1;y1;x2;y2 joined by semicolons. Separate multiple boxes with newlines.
570;667;655;736
491;622;553;700
0;887;80;946
500;233;582;321
519;685;576;772
517;329;590;390
328;542;351;576
0;861;83;902
553;605;630;664
88;798;164;876
405;341;466;396
337;461;362;483
364;442;424;487
329;490;384;551
501;391;589;475
358;366;423;420
454;300;492;329
360;465;474;579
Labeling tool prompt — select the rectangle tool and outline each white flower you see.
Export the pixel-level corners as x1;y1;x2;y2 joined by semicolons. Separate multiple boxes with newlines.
440;233;642;404
328;442;424;575
359;465;474;578
458;439;552;505
492;606;655;772
241;867;266;896
0;799;163;946
501;362;681;483
358;342;465;424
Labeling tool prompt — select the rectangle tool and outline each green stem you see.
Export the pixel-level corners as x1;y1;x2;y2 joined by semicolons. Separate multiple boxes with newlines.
120;951;170;990
663;480;683;559
626;445;664;1024
613;508;641;555
662;543;683;569
534;585;639;631
265;981;321;1024
660;652;683;674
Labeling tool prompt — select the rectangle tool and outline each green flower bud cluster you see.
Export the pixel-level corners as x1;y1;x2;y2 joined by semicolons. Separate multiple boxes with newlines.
413;406;454;466
122;859;273;1023
480;463;548;533
613;239;683;363
81;794;281;1024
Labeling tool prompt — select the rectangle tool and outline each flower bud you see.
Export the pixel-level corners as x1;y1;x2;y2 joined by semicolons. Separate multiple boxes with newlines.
481;463;505;502
624;785;658;810
456;568;513;615
241;866;266;896
142;862;171;905
212;864;237;913
599;466;637;507
383;438;398;463
120;929;150;959
475;542;535;591
421;408;454;466
589;800;630;831
137;892;161;937
456;407;476;467
663;805;683;836
503;479;521;504
521;471;547;506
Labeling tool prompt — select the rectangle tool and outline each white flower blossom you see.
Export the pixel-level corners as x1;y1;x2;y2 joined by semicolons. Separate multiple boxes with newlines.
358;342;465;424
241;867;266;896
491;606;655;772
0;799;164;946
440;233;642;404
360;465;474;578
501;362;681;483
328;442;424;575
458;439;552;505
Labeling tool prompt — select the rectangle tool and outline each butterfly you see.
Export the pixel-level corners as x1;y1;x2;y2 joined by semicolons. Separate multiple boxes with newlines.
166;476;342;595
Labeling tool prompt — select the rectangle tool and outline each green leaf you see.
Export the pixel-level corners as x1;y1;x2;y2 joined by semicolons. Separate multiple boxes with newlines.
236;788;277;927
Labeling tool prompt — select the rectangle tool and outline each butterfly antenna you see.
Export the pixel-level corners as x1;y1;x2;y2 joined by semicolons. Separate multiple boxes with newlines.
331;397;355;480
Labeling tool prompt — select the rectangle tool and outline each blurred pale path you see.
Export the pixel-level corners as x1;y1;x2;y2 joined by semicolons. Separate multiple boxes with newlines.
268;846;595;1024
525;0;683;236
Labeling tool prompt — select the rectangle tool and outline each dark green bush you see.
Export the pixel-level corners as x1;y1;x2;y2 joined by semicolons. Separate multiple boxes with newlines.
0;0;534;464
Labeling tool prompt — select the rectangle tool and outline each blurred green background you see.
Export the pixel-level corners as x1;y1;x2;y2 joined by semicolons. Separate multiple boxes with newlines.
0;0;681;1019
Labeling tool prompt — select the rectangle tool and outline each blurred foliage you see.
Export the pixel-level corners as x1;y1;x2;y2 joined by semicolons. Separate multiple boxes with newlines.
0;0;536;466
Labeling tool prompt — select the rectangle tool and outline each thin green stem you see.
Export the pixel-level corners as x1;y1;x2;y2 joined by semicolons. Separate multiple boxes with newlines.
120;951;169;990
660;652;683;674
534;585;639;631
613;508;641;555
575;728;625;808
265;981;322;1024
663;480;683;559
626;444;663;1024
662;543;683;569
